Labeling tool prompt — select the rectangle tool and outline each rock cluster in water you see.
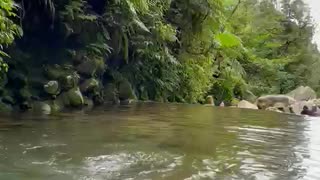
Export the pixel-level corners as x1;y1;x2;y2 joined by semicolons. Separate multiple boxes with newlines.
205;86;320;116
0;51;136;114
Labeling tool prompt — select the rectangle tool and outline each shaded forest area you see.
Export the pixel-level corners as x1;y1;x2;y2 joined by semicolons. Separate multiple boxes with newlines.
0;0;319;111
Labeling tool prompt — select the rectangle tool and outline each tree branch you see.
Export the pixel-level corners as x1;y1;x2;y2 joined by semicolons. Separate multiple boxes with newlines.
228;0;241;20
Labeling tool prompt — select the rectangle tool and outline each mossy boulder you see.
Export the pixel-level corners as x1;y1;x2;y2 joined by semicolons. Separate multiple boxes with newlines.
80;78;99;94
118;80;135;101
43;64;74;80
76;57;105;77
103;83;119;104
59;73;80;91
44;81;60;95
32;101;51;115
61;87;84;107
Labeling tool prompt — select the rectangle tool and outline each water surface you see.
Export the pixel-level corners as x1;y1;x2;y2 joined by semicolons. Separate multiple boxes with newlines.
0;103;319;180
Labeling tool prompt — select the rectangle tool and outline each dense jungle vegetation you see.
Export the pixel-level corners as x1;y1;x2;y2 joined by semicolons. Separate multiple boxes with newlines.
0;0;319;109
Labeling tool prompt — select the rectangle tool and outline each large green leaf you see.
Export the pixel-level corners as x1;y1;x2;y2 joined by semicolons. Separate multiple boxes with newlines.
215;32;242;48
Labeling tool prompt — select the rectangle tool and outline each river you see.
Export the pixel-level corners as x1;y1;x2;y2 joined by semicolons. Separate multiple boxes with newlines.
0;102;319;180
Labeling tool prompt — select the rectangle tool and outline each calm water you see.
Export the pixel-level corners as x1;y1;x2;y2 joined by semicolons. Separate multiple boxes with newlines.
0;103;319;180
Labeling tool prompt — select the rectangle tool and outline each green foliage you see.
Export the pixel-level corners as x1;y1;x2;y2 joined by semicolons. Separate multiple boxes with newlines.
1;0;320;104
0;0;21;77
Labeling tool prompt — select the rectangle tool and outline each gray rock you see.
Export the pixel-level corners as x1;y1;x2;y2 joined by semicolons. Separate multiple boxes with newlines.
256;95;296;110
237;100;258;109
291;100;315;115
287;86;317;101
266;107;283;113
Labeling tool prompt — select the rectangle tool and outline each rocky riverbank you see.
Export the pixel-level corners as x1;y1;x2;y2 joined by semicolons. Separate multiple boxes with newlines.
0;51;136;115
206;86;320;116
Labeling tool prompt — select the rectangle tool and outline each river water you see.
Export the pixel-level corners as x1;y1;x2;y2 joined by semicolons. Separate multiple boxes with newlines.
0;103;319;180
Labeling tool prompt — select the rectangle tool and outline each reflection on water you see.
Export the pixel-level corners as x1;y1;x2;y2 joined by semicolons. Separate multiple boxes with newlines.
0;102;319;180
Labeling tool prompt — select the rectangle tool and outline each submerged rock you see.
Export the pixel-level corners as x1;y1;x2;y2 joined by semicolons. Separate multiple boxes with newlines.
120;99;134;105
266;107;283;113
300;105;320;116
49;100;63;113
291;100;315;115
19;101;32;112
83;96;94;108
32;101;51;115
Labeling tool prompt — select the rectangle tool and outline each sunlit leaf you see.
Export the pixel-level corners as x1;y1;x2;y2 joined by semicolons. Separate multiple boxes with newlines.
215;32;242;48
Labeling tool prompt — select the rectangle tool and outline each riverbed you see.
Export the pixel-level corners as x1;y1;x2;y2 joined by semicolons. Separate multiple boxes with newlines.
0;103;319;180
